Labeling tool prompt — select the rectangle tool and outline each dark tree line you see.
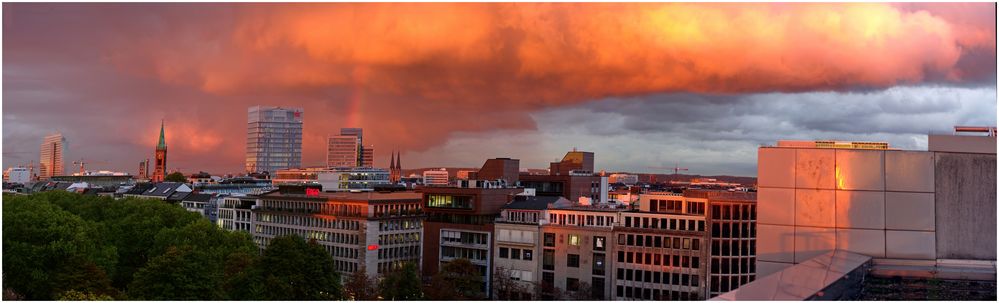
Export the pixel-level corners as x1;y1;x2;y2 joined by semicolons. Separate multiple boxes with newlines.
2;191;489;301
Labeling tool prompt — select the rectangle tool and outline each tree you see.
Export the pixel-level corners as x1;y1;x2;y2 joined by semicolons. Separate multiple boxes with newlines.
251;235;344;300
379;262;423;300
570;281;595;300
127;246;224;300
426;258;484;300
164;172;188;183
56;290;113;301
493;266;530;300
344;265;379;300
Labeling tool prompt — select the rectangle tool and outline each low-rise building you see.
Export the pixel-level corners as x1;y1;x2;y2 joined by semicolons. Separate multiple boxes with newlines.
422;168;449;186
273;167;389;192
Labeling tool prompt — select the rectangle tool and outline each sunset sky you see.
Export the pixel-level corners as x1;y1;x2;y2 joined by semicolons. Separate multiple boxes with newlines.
3;2;996;176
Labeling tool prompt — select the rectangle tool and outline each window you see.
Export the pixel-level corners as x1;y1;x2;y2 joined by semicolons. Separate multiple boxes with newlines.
543;249;555;270
511;248;521;260
594;236;606;251
523;249;533;261
567;254;580;267
426;194;472;209
569;234;581;246
544;233;555;247
617;251;624;262
593;253;605;276
500;247;509;258
567;278;579;291
617;234;625;245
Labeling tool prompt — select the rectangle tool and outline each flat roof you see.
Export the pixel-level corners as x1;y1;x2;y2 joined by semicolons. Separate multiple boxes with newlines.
260;190;422;202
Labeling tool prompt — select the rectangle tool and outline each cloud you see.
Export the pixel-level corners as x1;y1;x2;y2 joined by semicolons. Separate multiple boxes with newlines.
2;3;995;174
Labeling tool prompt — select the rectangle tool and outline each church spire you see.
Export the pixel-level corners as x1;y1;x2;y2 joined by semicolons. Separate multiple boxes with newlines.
156;120;167;150
390;150;396;169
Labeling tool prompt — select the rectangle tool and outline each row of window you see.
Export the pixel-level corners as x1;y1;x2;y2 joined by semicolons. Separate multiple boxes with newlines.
378;245;419;260
426;194;473;209
372;203;422;218
378;219;422;232
320;243;360;259
617;234;700;250
378;232;420;246
259;199;363;217
712;239;756;257
441;246;489;261
623;216;705;232
711;222;757;239
258;213;360;231
334;259;358;274
504;211;541;224
441;230;489;245
710;274;755;294
377;260;417;275
710;257;756;275
617;251;700;269
255;224;360;245
543;233;607;251
616;268;700;288
711;204;757;221
616;286;698;301
498;247;534;260
548;212;616;227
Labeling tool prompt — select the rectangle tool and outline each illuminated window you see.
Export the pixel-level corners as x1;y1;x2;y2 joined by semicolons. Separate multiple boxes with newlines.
569;234;581;246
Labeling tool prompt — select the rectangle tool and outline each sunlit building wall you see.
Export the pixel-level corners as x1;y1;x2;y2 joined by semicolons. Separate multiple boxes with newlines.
246;106;303;173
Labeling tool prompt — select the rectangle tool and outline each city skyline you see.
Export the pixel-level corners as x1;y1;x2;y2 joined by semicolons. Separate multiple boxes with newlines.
3;2;996;176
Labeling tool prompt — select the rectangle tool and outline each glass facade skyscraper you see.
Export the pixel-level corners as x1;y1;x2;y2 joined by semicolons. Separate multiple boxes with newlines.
246;106;303;173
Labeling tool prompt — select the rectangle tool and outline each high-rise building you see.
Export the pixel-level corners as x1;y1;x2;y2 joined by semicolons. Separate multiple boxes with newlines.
151;121;168;182
138;159;149;180
38;133;67;179
755;132;996;280
327;128;373;168
422;168;449;186
246;106;303;173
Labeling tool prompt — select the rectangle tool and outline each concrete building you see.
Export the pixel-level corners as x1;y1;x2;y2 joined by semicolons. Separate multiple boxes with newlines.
181;193;215;216
422;168;449;187
50;173;133;188
246;106;303;173
542;205;623;300
421;158;524;297
250;188;424;278
218;195;255;233
327;128;374;168
609;174;639;185
756;132;996;280
194;177;274;195
273;167;389;192
39;133;67;179
493;196;565;300
521;150;608;204
3;167;31;184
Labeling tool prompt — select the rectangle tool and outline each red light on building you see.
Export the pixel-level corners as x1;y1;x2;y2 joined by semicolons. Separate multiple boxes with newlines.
367;244;379;251
305;188;320;197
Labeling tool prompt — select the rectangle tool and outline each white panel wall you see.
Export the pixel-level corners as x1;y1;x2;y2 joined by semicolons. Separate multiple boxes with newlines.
758;188;795;225
835;191;885;229
885;192;935;231
836;228;886;258
793;226;836;263
795;149;835;189
759;148;796;188
885;151;935;192
835;150;885;191
757;224;795;263
795;189;835;228
886;231;936;259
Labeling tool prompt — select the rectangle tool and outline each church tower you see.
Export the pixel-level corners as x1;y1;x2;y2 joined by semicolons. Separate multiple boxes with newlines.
152;120;168;182
389;151;402;183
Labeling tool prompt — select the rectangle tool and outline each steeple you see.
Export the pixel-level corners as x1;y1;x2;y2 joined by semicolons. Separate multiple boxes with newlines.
390;150;396;169
156;120;167;150
395;151;401;169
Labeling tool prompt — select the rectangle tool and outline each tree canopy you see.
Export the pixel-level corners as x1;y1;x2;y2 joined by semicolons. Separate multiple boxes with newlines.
2;191;345;300
164;172;188;183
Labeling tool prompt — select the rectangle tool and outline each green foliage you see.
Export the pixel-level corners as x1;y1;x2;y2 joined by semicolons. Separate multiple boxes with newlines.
426;258;484;300
0;191;276;300
249;235;344;300
164;172;188;183
378;262;423;300
56;290;114;301
345;265;379;300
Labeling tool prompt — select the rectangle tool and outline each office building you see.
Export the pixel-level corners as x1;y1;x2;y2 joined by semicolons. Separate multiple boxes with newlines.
541;205;623;300
422;168;449;186
38;133;67;179
218;195;256;233
609;174;639;185
151;121;168;182
4;167;31;184
327;128;373;168
493;195;570;300
250;188;424;278
755;131;996;280
273;167;390;192
246;106;303;173
521;150;607;203
421;158;524;297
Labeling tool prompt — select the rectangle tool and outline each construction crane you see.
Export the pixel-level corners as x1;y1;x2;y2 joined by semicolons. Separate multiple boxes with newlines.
647;163;689;184
71;159;108;175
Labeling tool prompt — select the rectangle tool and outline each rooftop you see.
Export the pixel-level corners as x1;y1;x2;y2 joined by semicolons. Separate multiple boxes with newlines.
260;190;422;202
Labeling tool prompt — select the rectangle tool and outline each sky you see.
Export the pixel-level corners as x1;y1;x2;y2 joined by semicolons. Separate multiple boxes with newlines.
2;2;996;176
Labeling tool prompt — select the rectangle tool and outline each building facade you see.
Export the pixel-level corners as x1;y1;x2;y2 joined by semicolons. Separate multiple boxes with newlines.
273;167;390;192
756;134;996;280
4;167;31;184
39;133;67;179
246;106;303;173
422;168;449;186
327;128;373;168
521;151;608;204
